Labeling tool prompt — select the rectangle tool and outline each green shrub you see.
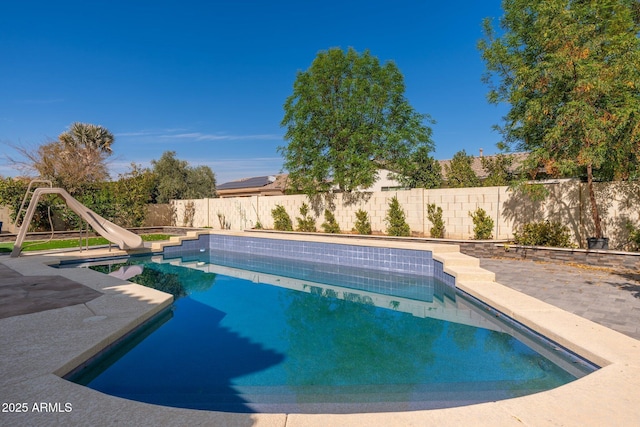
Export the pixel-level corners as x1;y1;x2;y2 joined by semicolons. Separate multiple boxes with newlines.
353;209;372;235
385;196;410;237
469;208;494;240
513;220;572;247
627;221;640;251
321;209;341;233
254;220;263;230
271;204;293;231
296;203;316;232
426;203;445;238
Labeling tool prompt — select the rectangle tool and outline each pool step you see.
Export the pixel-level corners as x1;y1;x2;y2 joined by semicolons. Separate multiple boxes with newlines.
433;251;479;267
443;266;495;282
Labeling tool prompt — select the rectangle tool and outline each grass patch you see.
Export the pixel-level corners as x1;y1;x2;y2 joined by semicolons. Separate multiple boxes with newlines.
0;234;173;253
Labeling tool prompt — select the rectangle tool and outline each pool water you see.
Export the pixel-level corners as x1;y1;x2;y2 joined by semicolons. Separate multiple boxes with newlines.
66;252;592;414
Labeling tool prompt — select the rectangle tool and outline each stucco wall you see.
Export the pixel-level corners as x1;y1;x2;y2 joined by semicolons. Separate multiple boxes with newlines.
0;205;15;233
172;181;640;250
172;188;510;239
144;204;173;227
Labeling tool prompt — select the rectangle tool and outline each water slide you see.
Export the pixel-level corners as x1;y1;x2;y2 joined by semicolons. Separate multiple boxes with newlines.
11;187;144;257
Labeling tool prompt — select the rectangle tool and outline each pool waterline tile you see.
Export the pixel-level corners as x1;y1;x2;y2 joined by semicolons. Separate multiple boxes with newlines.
163;234;443;285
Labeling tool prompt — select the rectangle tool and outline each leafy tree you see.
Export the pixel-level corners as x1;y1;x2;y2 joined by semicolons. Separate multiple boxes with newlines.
280;47;435;195
479;0;640;238
385;196;410;236
271;204;293;231
296;203;317;232
151;151;216;203
112;164;156;227
481;154;514;187
445;150;480;188
185;165;217;200
353;209;372;235
321;209;341;233
151;151;188;203
393;145;443;189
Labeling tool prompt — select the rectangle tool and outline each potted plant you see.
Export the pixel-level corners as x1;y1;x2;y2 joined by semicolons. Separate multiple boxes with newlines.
587;236;609;250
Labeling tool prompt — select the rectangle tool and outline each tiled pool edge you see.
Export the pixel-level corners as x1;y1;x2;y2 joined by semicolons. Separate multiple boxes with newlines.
1;232;639;426
162;232;457;288
155;230;495;284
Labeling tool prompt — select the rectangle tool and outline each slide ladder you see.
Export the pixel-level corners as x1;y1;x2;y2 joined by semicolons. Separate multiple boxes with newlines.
14;179;53;229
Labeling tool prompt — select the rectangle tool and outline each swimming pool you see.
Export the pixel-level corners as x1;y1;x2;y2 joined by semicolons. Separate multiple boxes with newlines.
63;235;597;414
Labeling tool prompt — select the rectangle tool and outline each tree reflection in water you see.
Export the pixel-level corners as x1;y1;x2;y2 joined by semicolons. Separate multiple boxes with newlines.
282;285;444;389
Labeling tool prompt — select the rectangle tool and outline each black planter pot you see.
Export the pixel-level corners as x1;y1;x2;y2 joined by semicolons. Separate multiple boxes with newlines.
587;237;609;250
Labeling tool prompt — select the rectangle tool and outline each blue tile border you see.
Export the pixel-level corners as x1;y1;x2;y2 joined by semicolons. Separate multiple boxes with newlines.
163;234;456;289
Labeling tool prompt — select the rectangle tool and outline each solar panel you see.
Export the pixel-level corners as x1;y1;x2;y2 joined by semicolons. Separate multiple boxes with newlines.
217;176;274;190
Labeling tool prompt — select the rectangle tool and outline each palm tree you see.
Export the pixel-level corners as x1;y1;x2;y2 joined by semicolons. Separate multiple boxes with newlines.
58;122;114;154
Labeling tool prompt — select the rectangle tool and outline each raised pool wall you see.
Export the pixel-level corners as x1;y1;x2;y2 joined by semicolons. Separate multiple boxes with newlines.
163;233;456;288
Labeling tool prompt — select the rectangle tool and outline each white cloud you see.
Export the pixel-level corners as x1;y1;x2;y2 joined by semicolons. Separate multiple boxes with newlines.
160;132;282;141
116;129;283;143
114;131;154;137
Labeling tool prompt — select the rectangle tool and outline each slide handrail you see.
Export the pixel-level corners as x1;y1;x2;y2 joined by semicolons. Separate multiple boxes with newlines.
14;179;53;228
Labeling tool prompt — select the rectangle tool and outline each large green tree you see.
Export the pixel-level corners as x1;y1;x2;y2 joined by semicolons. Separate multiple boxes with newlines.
279;47;435;195
151;151;216;203
479;0;640;238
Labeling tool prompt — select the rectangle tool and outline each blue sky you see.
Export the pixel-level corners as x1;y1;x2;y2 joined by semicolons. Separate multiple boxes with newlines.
1;0;507;185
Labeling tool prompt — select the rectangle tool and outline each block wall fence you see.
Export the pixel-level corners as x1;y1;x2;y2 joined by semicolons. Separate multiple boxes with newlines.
172;181;640;250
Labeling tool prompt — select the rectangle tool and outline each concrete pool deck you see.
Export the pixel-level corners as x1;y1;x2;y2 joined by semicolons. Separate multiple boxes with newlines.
1;231;639;426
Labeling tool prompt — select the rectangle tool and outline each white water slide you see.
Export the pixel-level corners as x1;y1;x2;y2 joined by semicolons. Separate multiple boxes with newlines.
11;187;143;257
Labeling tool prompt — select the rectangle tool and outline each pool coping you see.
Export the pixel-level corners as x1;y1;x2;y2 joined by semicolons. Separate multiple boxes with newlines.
1;230;639;426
